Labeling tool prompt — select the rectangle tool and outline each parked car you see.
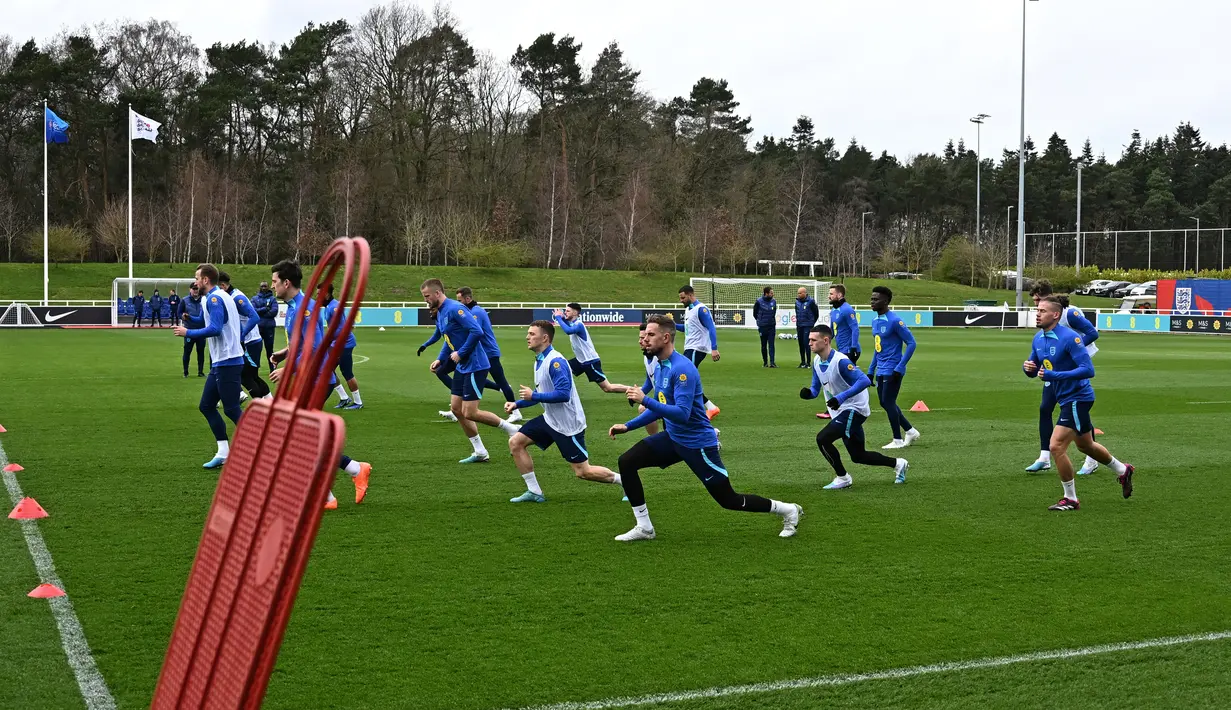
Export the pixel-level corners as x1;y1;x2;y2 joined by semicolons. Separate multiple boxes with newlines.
1091;280;1131;297
1130;280;1157;296
1077;279;1114;295
1112;282;1142;298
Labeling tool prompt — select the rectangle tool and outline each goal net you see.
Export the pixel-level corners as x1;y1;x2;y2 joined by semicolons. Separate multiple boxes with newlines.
689;277;830;329
111;277;197;327
1;302;41;327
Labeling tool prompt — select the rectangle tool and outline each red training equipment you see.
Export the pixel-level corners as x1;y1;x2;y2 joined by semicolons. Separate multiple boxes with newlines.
152;238;370;710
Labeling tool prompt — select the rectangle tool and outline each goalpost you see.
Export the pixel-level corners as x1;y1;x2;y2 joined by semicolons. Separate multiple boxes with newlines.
689;277;831;329
1;302;42;327
111;277;197;327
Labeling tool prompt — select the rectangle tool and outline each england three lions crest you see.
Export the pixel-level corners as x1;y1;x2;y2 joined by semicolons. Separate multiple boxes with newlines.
1176;287;1193;315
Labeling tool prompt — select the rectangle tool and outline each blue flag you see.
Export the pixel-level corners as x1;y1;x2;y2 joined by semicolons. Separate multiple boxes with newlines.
45;107;69;144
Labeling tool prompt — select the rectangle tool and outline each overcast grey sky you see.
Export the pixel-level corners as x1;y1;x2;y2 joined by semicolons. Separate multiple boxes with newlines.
8;0;1230;162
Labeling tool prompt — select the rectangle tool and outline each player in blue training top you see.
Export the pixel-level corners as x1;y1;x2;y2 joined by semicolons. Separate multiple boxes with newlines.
828;283;862;364
608;315;802;542
173;263;246;469
417;306;461;422
800;324;908;489
457;286;521;423
678;285;722;419
218;270;272;405
553;303;627;394
323;283;364;411
1026;281;1102;474
1023;296;1134;511
421;278;522;464
502;319;623;503
267;259;372;510
866;285;921;449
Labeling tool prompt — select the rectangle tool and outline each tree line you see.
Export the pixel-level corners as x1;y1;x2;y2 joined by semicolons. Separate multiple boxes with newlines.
2;2;1230;277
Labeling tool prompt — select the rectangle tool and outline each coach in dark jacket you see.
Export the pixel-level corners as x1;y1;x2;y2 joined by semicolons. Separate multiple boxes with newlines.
150;290;164;327
179;286;205;377
132;290;146;328
252;281;279;371
794;286;819;367
167;289;180;326
752;286;777;368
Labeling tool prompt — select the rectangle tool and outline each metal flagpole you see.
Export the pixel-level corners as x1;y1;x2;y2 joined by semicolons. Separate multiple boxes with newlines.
127;104;133;286
43;99;49;305
1015;0;1038;308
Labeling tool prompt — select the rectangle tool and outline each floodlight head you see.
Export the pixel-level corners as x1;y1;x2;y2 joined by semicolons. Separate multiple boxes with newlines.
970;113;990;124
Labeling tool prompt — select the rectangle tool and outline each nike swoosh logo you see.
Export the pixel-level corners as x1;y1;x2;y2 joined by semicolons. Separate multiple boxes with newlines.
964;314;986;325
44;311;77;322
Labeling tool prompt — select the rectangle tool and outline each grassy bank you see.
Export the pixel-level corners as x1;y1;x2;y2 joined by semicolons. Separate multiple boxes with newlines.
0;263;1106;307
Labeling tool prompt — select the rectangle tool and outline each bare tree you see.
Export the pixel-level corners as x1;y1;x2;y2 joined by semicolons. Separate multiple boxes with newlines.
783;161;815;264
0;183;28;261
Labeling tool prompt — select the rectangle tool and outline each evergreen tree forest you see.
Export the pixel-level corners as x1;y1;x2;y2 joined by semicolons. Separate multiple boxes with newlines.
2;4;1230;277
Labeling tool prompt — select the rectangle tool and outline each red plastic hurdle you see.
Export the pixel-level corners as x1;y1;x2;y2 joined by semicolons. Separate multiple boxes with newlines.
153;238;370;709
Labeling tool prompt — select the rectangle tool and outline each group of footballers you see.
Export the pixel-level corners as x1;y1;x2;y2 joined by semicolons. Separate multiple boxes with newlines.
173;260;371;510
174;261;1136;541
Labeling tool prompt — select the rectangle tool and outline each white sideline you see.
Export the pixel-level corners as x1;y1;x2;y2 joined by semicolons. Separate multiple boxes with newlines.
1;441;116;710
509;631;1231;710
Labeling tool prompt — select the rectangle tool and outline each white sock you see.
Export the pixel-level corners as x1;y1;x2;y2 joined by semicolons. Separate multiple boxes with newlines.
632;504;653;531
770;499;794;516
522;472;543;495
907;427;919;436
498;420;519;435
334;385;348;400
216;440;230;458
261;394;273;400
1107;457;1127;475
344;460;362;476
612;473;622;486
892;438;904;445
1062;479;1077;501
327;490;337;503
1039;450;1051;462
350;389;363;405
705;399;716;410
469;435;488;457
896;459;907;469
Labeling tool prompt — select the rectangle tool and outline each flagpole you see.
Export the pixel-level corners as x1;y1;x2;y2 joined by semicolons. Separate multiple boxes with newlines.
127;104;133;284
43;99;49;306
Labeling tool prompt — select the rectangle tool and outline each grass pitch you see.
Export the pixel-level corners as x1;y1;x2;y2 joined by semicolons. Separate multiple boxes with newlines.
1;326;1229;709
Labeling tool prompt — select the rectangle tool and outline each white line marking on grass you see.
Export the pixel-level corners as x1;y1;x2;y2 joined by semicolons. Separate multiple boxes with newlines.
1;442;116;710
509;631;1231;710
353;355;370;365
1188;400;1231;405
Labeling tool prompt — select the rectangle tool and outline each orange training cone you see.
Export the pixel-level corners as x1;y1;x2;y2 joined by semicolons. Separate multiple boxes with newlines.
1094;428;1105;436
4;463;24;472
8;498;48;520
816;412;831;419
0;424;7;432
28;583;66;598
910;400;930;412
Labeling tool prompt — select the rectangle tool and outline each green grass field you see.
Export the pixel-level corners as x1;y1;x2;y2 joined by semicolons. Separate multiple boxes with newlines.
0;262;1112;310
2;326;1229;709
